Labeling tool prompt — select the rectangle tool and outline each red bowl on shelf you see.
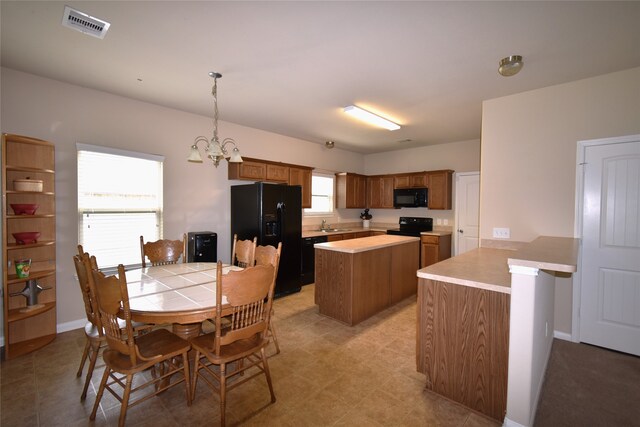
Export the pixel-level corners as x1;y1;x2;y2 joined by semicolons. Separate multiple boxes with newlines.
10;204;39;215
12;232;41;245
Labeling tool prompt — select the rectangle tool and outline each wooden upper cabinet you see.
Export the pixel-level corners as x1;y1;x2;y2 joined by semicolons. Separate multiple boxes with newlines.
228;159;266;181
229;157;313;208
289;167;312;208
367;175;394;209
336;173;367;209
266;164;289;183
427;170;453;210
394;172;427;189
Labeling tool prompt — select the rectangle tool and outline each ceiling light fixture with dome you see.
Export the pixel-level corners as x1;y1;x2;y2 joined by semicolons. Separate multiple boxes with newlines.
498;55;524;77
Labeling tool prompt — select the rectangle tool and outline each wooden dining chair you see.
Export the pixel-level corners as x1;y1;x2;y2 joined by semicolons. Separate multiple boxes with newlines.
74;247;152;401
254;242;282;356
89;264;192;427
190;261;277;427
73;252;105;401
140;234;186;267
231;234;257;267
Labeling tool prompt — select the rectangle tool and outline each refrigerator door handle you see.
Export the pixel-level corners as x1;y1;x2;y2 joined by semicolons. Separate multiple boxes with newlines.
277;202;286;240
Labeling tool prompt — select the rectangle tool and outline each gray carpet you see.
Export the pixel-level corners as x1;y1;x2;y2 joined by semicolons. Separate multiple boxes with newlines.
534;339;640;427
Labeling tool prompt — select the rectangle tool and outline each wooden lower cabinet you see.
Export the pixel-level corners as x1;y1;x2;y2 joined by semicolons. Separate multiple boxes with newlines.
420;234;451;268
417;278;510;421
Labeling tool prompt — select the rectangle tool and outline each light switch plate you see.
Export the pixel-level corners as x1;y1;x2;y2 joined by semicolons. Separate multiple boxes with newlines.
492;227;510;239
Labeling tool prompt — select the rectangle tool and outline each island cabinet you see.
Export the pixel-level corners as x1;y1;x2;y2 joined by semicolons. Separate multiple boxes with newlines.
416;248;512;422
367;175;394;208
314;235;419;325
420;233;451;268
427;170;453;210
2;134;57;359
336;172;367;209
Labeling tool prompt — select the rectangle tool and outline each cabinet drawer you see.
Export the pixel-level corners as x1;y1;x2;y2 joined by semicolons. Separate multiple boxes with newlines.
421;235;439;245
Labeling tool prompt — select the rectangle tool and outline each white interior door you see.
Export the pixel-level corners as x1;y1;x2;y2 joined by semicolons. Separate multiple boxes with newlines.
580;137;640;356
454;172;480;255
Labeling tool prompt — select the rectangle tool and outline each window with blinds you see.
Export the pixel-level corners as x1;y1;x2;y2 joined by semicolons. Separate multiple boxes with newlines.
304;172;335;215
77;144;164;269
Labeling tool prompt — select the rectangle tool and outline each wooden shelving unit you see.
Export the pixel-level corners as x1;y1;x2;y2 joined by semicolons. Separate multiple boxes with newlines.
2;134;57;359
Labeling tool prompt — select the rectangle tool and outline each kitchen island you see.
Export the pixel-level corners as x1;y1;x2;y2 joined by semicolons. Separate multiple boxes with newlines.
314;234;419;326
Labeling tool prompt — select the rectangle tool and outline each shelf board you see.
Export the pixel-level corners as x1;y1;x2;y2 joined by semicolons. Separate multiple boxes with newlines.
5;165;55;174
7;301;56;323
6;214;55;219
5;190;55;196
6;268;56;284
6;240;55;250
3;333;57;360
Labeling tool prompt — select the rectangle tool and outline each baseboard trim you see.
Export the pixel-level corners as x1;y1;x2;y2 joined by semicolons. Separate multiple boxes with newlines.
553;330;572;341
503;417;526;427
57;318;86;334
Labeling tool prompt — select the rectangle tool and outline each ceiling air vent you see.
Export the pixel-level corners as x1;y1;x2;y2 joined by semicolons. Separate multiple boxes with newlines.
61;6;110;39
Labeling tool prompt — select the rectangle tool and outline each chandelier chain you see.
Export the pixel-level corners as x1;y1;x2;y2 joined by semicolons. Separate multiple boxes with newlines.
212;76;219;143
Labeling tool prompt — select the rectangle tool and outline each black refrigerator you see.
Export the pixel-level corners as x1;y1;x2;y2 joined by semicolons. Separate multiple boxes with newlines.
230;182;302;297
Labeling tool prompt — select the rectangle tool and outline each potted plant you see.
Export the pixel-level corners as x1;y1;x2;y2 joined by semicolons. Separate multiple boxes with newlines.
360;209;372;228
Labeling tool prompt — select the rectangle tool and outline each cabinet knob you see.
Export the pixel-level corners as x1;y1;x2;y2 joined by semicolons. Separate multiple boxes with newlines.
458;229;464;234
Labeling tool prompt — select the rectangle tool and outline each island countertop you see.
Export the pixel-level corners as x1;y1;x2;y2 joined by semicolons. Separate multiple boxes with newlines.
314;234;419;253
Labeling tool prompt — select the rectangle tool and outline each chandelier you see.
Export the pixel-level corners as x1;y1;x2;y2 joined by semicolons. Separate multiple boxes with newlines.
188;72;243;167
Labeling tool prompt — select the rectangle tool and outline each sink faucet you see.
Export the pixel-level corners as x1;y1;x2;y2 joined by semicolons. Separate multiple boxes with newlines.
321;219;328;230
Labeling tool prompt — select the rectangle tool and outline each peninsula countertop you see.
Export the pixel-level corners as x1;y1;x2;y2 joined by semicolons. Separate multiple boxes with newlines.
314;234;419;253
417;247;513;294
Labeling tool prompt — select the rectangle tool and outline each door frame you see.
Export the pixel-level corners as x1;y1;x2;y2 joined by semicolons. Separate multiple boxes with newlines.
453;171;480;256
572;134;640;343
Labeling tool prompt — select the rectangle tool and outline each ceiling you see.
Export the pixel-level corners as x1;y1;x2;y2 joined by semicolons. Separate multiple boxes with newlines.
2;1;640;154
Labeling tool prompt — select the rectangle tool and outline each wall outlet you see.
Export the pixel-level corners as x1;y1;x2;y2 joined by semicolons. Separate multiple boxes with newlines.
492;227;510;239
436;219;442;225
443;219;448;225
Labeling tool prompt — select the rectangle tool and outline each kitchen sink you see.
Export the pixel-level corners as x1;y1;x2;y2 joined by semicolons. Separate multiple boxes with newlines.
316;228;351;232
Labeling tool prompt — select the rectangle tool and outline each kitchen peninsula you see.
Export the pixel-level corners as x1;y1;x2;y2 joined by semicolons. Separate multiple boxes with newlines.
314;234;419;325
416;236;578;425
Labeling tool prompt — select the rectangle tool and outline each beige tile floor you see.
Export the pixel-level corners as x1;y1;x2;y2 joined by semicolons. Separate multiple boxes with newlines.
1;285;500;427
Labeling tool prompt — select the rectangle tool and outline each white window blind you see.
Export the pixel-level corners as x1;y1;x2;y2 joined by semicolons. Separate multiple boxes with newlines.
77;144;164;269
304;172;335;215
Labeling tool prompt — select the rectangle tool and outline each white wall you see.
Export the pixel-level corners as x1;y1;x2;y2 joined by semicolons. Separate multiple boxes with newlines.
0;67;364;327
481;66;640;334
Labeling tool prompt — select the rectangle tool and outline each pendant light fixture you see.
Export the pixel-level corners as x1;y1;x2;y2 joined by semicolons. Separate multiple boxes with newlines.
498;55;524;77
188;72;243;167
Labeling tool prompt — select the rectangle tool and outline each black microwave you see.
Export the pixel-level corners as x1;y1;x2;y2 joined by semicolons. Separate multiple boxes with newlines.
393;187;428;208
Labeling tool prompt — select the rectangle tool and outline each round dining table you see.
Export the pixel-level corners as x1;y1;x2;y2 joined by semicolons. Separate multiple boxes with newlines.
122;262;242;339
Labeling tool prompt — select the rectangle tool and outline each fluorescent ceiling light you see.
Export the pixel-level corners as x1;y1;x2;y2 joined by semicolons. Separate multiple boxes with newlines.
343;105;400;131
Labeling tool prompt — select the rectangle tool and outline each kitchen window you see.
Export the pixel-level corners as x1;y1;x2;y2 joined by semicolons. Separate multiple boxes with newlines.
304;171;335;215
77;143;164;269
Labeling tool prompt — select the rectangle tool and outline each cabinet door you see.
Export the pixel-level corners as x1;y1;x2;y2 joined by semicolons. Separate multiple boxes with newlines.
336;173;367;209
411;173;428;188
421;242;439;268
428;171;453;210
367;176;382;208
289;167;312;208
229;160;267;180
266;164;289;183
381;176;395;208
394;174;411;188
